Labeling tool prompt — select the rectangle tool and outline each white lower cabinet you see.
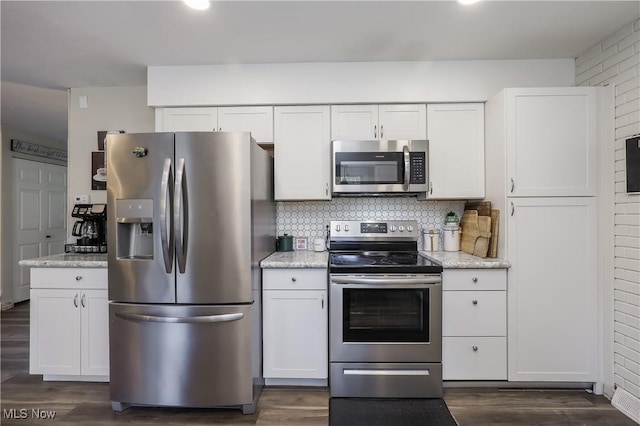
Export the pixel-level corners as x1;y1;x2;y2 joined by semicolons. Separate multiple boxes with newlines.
442;269;507;380
29;268;109;381
262;268;327;385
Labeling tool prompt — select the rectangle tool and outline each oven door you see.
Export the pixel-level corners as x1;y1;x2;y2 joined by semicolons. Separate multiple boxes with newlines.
329;274;442;363
332;140;428;194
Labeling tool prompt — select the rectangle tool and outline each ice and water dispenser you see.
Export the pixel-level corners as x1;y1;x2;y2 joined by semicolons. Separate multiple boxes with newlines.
115;199;154;259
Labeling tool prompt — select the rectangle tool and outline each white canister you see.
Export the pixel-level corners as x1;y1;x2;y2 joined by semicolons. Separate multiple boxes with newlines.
442;225;461;252
313;238;325;252
422;229;440;252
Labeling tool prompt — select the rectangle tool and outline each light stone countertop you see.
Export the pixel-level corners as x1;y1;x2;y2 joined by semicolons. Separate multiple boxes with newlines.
18;253;108;268
260;250;329;268
420;250;511;269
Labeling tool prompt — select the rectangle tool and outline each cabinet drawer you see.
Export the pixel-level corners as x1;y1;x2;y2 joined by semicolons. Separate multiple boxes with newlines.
443;269;506;291
263;269;327;290
31;268;107;290
443;337;507;380
443;291;506;336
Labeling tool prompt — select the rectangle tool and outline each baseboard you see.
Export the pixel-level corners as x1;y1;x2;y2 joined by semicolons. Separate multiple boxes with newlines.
611;387;640;424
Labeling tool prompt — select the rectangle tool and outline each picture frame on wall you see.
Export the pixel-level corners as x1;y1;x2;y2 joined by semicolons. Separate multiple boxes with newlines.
91;151;106;190
97;130;125;150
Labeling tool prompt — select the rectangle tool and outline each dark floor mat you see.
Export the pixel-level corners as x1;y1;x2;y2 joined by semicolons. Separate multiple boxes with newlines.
329;398;458;426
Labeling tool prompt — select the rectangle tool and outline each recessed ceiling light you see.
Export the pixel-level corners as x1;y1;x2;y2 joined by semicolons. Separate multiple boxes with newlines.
183;0;210;11
458;0;481;5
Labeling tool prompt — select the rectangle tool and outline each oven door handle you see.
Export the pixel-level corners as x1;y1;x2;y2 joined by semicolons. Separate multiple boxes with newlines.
330;277;441;286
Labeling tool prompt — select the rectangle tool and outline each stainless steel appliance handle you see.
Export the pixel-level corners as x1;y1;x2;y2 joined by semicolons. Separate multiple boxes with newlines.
115;312;244;324
344;369;430;376
160;158;174;273
174;158;187;274
331;277;441;286
403;145;411;191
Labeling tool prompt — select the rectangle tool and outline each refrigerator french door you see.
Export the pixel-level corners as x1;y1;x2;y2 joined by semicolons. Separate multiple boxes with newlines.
106;132;274;414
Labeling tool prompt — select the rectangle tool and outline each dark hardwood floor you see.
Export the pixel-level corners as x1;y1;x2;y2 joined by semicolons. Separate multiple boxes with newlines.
1;302;636;425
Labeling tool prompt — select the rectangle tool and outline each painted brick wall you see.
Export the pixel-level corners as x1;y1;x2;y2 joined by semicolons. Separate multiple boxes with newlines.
576;19;640;399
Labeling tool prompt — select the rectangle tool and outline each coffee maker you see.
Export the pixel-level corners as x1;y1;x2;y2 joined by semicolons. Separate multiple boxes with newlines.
66;203;107;253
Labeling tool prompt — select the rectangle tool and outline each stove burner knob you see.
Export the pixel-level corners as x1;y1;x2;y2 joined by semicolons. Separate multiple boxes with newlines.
407;225;414;232
390;225;397;232
344;224;350;231
335;224;341;231
398;225;405;232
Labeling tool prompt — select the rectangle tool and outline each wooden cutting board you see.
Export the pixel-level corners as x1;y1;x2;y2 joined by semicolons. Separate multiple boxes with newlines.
461;210;492;257
464;201;492;217
474;216;492;258
488;209;500;258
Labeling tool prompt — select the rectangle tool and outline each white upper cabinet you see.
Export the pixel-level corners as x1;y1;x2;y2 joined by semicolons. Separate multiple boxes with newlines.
156;106;274;143
331;104;427;141
158;107;218;132
217;106;274;143
274;105;331;200
426;103;485;199
505;88;596;197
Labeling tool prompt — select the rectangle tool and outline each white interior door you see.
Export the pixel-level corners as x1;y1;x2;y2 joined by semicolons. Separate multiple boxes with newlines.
14;159;67;302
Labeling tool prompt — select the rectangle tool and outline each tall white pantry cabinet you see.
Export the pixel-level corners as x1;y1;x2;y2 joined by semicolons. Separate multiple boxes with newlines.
485;87;606;383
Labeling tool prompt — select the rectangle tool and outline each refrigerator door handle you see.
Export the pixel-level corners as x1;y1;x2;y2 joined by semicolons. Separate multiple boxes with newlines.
174;158;188;274
160;158;174;273
115;312;244;324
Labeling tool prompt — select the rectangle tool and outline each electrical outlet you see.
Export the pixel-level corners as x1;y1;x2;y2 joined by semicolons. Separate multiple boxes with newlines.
74;194;91;204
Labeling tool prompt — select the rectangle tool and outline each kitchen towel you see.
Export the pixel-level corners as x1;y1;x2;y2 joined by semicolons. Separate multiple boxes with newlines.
329;398;458;426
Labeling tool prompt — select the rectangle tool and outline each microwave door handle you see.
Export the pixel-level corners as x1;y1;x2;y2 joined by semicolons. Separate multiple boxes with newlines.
403;145;410;191
159;158;173;273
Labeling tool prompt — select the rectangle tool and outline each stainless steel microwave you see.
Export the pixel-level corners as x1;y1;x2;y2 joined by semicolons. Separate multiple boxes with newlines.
332;140;429;195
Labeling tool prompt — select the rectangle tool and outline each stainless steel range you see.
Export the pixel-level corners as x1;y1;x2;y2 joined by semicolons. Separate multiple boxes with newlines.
329;220;443;398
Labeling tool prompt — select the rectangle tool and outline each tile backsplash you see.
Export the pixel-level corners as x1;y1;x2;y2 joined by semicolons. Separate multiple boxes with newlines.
276;197;465;242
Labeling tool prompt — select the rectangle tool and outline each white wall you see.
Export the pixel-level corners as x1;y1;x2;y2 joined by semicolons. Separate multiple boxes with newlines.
148;59;575;106
67;86;155;239
576;19;640;401
0;126;66;307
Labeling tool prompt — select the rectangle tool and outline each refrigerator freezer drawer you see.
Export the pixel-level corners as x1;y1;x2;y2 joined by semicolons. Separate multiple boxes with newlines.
109;302;257;411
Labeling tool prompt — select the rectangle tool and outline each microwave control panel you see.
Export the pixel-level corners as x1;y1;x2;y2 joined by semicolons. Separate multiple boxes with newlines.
409;152;426;184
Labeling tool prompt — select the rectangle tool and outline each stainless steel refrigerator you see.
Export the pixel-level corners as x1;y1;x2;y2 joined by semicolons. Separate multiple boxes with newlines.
106;132;275;414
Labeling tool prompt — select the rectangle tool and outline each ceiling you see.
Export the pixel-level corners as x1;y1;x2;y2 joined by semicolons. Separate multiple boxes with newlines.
2;0;639;144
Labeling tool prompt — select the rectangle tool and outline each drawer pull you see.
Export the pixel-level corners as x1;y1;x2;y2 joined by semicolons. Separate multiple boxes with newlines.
75;276;83;281
472;300;478;305
291;277;297;282
472;346;478;352
472;277;478;283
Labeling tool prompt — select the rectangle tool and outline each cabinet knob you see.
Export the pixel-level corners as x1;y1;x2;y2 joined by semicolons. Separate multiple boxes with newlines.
472;346;478;352
75;276;82;281
291;277;297;282
472;277;478;283
472;299;478;305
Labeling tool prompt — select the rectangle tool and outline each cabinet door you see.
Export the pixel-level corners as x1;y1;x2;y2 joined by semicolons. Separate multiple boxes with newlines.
506;88;596;197
507;197;597;382
427;104;485;199
331;105;378;140
80;290;110;376
158;107;218;132
263;290;327;379
274;106;331;200
378;104;427;140
217;106;274;143
29;289;81;375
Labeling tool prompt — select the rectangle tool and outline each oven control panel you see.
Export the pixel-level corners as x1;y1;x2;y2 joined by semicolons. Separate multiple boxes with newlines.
330;220;419;240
